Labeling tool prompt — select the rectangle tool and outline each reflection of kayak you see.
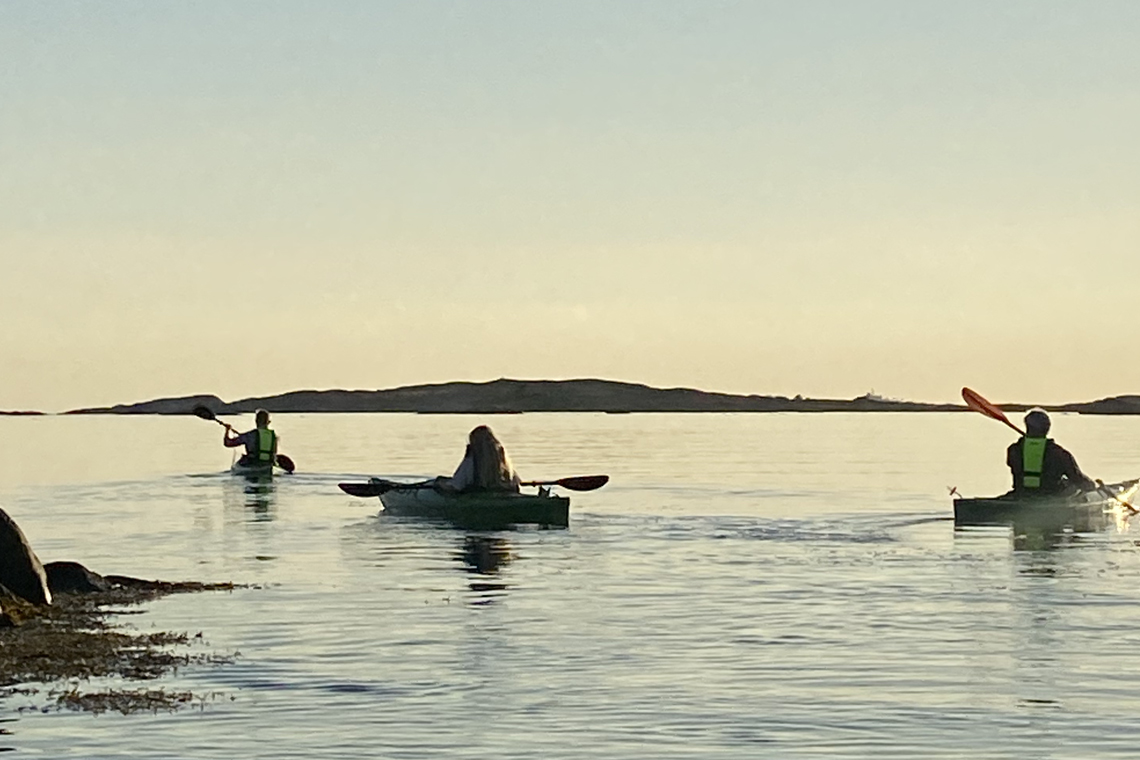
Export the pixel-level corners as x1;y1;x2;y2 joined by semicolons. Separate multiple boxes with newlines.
377;481;570;527
953;479;1139;529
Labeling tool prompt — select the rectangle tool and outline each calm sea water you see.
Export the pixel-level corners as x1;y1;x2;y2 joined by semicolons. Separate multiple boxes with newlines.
3;411;1140;759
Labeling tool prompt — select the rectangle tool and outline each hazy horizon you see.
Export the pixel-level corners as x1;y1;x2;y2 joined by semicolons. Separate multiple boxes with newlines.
5;2;1139;412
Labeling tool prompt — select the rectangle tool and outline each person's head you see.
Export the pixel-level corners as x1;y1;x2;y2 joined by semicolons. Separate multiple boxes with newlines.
467;425;514;489
255;409;271;428
1024;408;1050;437
468;425;497;448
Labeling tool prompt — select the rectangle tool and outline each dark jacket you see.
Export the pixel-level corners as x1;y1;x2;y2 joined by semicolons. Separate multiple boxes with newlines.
1007;437;1094;494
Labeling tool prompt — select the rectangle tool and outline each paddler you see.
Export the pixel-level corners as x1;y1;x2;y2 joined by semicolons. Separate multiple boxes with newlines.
223;408;278;468
435;425;521;493
1006;408;1094;494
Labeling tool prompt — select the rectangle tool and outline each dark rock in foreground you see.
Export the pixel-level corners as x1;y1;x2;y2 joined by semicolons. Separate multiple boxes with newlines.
45;561;110;595
44;560;234;599
0;509;51;606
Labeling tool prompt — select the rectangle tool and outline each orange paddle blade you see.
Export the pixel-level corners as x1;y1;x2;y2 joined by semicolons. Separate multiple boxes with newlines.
962;387;1024;435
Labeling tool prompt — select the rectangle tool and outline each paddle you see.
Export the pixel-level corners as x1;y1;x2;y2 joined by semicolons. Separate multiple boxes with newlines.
961;387;1139;512
338;474;609;498
192;405;295;474
1096;479;1140;515
338;480;419;497
523;475;609;491
192;404;231;428
961;387;1024;436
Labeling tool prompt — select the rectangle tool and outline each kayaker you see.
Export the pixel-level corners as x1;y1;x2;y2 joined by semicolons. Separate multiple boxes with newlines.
436;425;521;493
1006;408;1094;494
223;409;278;468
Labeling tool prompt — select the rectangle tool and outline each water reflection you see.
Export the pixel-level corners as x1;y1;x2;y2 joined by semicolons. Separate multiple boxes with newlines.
1011;525;1081;552
453;535;513;605
0;716;14;753
955;507;1134;552
1009;507;1133;551
221;471;278;520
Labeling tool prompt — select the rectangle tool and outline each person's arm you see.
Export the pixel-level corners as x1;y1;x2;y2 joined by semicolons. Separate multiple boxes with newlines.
1056;446;1095;490
447;450;475;492
223;429;247;449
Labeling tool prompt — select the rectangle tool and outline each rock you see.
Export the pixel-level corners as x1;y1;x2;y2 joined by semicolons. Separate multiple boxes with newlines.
0;508;52;605
45;561;110;595
0;584;33;625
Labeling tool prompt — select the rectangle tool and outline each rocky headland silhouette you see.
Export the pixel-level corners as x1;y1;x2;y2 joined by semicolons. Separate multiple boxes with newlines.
56;378;1140;416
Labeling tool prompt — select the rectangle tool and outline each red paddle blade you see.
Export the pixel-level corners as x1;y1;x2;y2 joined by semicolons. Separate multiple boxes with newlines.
962;387;1007;421
962;387;1024;435
275;454;296;474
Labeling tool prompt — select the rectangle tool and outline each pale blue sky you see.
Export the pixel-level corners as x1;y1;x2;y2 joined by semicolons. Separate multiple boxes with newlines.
2;1;1139;410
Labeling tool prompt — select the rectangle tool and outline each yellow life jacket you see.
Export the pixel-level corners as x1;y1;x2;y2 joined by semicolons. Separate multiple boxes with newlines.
255;428;276;463
1022;437;1048;489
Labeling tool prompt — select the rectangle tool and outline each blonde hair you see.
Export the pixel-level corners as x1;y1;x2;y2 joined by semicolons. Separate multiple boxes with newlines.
468;425;516;491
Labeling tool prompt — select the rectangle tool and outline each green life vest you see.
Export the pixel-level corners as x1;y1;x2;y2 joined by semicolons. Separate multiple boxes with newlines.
1022;437;1048;489
255;428;276;463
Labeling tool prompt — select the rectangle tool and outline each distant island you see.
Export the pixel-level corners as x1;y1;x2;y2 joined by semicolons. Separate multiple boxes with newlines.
57;378;1140;416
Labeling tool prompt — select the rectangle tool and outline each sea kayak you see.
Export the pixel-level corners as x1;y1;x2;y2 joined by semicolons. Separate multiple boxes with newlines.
953;479;1140;530
376;481;570;528
229;453;296;477
229;461;276;478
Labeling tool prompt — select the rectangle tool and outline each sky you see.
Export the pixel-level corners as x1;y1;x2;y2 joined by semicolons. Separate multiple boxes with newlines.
2;1;1139;411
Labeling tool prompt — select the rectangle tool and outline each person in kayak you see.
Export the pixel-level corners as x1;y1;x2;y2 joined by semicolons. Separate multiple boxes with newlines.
223;408;278;467
1006;408;1094;494
436;425;521;493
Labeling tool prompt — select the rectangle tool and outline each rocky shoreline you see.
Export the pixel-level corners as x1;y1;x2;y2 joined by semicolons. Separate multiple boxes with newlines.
0;508;238;716
1;578;238;715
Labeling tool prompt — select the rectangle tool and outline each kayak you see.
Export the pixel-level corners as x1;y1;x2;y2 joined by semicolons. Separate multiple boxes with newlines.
953;479;1140;530
230;454;295;477
230;461;276;478
377;481;570;528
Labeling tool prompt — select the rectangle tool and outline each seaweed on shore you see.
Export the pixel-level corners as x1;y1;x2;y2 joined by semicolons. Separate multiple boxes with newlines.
0;577;242;715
